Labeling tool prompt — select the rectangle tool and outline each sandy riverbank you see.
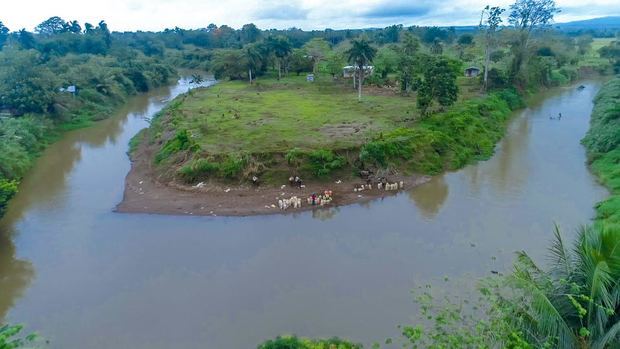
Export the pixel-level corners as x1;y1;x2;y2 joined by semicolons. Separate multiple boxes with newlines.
116;142;431;217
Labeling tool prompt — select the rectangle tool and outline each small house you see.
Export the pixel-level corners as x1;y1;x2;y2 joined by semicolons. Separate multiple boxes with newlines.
464;66;481;78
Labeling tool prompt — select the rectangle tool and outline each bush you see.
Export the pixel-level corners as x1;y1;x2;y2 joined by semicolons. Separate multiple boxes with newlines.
0;179;18;215
360;91;517;174
219;154;247;179
178;158;220;182
258;335;361;349
154;130;197;163
305;149;345;177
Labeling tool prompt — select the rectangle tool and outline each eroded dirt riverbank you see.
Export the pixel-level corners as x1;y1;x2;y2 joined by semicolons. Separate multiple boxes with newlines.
116;141;431;216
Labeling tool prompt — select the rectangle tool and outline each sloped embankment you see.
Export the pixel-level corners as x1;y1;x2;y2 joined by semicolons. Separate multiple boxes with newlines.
583;77;620;226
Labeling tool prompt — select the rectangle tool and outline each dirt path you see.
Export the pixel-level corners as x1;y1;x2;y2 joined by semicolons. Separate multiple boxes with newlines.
116;143;431;217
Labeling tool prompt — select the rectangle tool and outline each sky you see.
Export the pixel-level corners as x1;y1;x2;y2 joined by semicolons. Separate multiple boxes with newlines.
1;0;619;32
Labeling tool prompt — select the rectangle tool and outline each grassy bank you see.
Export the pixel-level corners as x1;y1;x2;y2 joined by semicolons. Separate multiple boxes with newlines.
144;76;523;185
582;76;620;226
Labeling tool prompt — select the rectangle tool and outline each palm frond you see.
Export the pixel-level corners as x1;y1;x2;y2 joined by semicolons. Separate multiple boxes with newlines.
593;319;620;349
548;224;573;280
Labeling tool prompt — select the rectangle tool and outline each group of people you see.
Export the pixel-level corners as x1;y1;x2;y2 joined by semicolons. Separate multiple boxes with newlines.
550;112;563;120
276;190;334;211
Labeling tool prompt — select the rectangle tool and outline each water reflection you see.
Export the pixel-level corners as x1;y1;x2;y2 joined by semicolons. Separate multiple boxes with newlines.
311;207;341;221
408;176;449;219
0;231;34;321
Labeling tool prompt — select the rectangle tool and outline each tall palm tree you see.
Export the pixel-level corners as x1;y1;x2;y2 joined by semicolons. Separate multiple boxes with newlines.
507;225;620;349
346;38;377;101
244;44;263;84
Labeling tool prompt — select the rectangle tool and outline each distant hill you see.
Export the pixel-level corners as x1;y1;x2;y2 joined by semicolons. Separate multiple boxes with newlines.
555;16;620;31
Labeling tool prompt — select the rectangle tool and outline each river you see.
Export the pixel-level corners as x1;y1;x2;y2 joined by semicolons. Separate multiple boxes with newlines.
0;77;609;348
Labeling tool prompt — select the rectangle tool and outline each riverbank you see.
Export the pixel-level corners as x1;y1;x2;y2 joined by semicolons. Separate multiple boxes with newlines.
0;53;177;217
117;134;431;216
119;75;527;216
583;76;620;226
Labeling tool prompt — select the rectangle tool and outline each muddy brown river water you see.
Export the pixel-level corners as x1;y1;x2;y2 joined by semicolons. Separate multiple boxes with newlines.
0;77;609;348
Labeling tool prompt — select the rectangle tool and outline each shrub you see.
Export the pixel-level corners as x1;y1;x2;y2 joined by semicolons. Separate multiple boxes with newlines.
219;154;247;179
305;149;345;177
177;158;220;183
154;130;197;163
258;335;361;349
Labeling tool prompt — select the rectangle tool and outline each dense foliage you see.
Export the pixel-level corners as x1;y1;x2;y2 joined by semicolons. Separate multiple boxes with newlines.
583;77;620;226
0;18;176;215
360;89;522;173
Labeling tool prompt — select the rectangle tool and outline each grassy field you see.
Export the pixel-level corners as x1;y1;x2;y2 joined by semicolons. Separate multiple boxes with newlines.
578;37;615;69
158;75;419;154
144;74;522;183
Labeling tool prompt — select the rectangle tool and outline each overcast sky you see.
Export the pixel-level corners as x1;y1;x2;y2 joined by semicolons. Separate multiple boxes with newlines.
2;0;619;32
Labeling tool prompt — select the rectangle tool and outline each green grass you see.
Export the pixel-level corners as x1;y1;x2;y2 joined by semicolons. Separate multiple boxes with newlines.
148;76;522;184
583;76;620;226
578;38;615;71
156;75;419;154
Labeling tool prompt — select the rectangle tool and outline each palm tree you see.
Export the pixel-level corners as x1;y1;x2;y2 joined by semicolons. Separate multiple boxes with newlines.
346;38;377;101
244;44;263;84
507;225;620;349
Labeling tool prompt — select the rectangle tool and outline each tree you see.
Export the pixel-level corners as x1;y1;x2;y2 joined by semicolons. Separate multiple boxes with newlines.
373;46;399;79
266;35;292;80
35;16;67;35
66;20;82;34
398;32;421;92
288;49;313;76
243;43;263;84
325;51;345;78
0;48;57;114
15;29;35;49
430;38;443;55
0;21;9;48
457;33;474;45
346;38;377;101
576;35;593;55
97;20;112;48
240;23;261;44
506;225;620;349
382;24;402;44
303;38;330;75
480;5;505;92
508;0;560;84
417;55;459;115
210;49;248;80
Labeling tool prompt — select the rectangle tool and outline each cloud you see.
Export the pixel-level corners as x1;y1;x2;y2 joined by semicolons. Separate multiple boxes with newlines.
254;1;309;20
361;1;432;19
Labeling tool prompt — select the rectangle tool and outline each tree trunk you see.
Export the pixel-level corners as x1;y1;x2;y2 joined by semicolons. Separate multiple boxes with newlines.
249;69;253;84
483;43;490;92
353;73;356;89
277;60;282;80
358;65;363;101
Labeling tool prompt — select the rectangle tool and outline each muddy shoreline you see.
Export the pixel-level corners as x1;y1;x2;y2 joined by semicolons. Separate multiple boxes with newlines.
116;142;431;217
